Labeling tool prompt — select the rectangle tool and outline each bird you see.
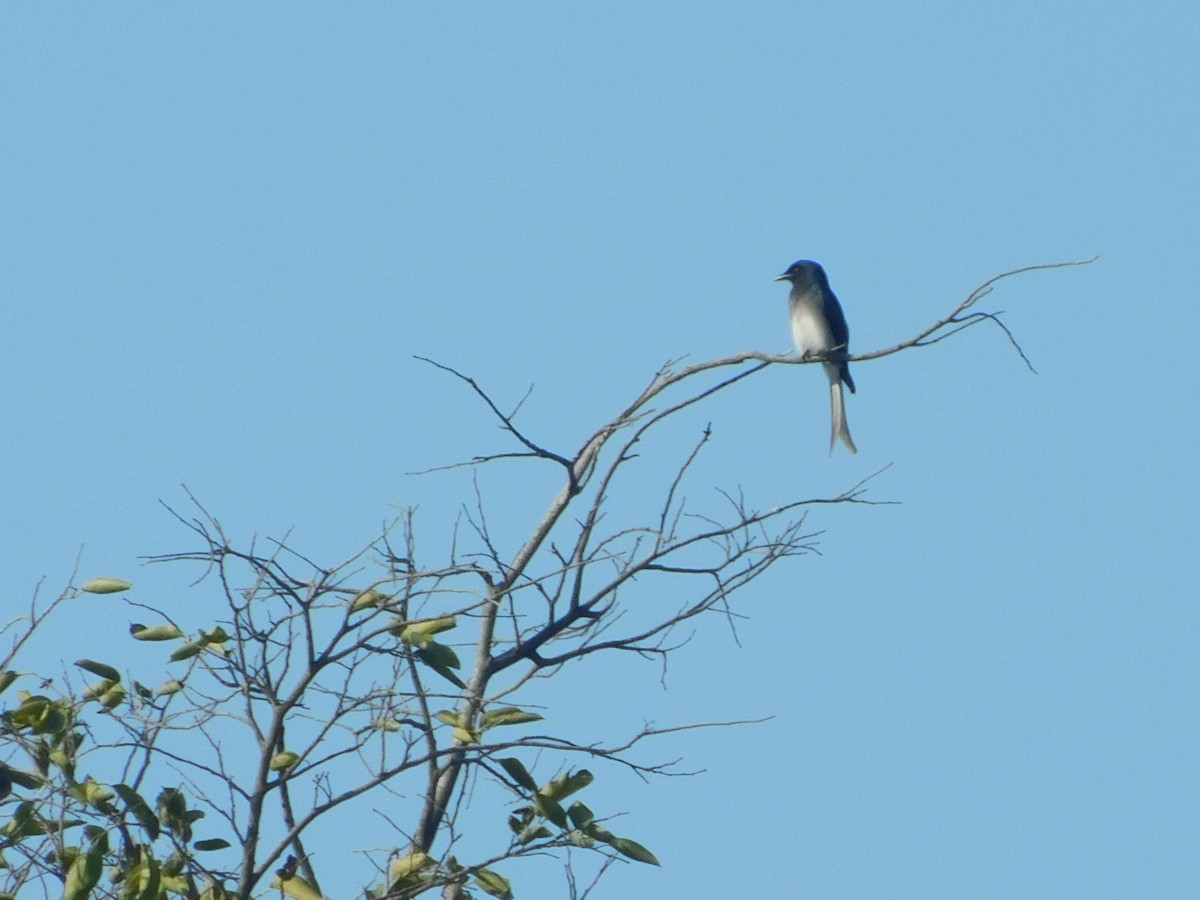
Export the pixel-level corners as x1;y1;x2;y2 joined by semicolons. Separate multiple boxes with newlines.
775;259;858;454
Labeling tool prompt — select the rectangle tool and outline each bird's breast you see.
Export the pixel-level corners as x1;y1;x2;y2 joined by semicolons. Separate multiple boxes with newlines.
789;293;835;354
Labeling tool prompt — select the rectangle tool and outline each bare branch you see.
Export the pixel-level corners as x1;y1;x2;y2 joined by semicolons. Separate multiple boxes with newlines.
1;262;1080;900
415;356;575;474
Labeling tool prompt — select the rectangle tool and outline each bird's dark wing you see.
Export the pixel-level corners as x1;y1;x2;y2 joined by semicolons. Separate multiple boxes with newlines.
823;288;855;392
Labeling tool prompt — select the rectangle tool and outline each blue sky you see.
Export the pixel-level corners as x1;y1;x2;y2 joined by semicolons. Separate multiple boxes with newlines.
2;4;1197;898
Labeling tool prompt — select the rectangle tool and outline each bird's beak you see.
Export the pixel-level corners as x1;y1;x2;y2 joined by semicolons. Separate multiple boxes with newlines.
773;273;789;282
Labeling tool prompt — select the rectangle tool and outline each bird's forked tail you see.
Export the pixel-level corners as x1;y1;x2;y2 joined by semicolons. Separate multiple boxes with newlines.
829;380;857;455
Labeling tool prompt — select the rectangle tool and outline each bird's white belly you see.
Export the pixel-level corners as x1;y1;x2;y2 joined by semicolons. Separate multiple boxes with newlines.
790;303;834;355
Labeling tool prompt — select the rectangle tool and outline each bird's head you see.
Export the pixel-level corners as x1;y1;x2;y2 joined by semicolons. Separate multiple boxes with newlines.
774;259;828;289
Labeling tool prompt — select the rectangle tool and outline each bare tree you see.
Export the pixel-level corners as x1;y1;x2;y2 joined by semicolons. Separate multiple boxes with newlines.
0;261;1089;900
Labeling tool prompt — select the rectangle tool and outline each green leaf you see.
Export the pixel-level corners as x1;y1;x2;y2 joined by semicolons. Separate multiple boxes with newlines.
76;658;122;681
539;769;593;802
129;624;183;642
81;578;132;594
269;751;300;772
533;794;568;829
81;824;109;848
7;768;44;791
473;867;513;900
388;850;430;887
567;829;595;848
498;758;538;793
99;683;126;710
161;850;186;876
8;695;66;734
610;837;660;866
2;802;35;838
0;670;19;694
193;838;231;851
46;819;87;834
452;726;480;745
270;874;325;900
414;643;466;689
1;766;41;795
49;751;74;779
198;880;230;900
122;848;160;900
200;628;230;657
157;787;187;823
350;589;389;613
156;680;184;696
587;823;617;845
566;802;595;829
159;873;191;895
83;679;116;701
397;616;457;647
63;837;105;900
515;824;552;845
480;707;543;731
416;641;460;670
114;784;160;841
78;778;115;810
169;642;202;662
434;709;463;727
